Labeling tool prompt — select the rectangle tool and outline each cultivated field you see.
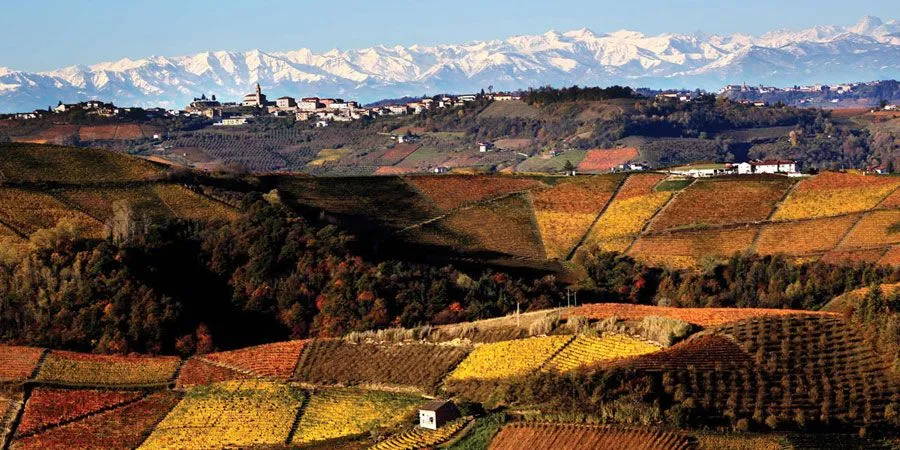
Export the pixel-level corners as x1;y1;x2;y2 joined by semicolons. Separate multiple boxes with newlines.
446;335;573;381
771;172;900;221
543;334;662;372
577;147;638;172
291;388;420;445
200;339;308;380
0;143;162;184
532;175;623;259
293;339;469;392
648;176;794;231
0;345;44;382
405;175;543;211
35;351;181;387
139;380;302;449
489;423;696;450
406;193;546;259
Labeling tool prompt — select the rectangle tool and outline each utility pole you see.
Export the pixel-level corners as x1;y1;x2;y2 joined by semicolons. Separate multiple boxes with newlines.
516;302;520;328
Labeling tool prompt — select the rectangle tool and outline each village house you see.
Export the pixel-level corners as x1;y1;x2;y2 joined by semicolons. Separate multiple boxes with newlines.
298;98;324;111
276;96;296;108
387;105;410;115
418;400;460;430
668;163;734;178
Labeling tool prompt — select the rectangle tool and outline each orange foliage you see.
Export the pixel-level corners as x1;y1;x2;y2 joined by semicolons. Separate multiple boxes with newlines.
577;147;638;172
755;215;859;255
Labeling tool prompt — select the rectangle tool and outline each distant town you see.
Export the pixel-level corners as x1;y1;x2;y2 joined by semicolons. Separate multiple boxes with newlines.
4;80;898;124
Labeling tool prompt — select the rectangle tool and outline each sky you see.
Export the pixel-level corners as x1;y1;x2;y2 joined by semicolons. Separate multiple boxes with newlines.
0;0;895;72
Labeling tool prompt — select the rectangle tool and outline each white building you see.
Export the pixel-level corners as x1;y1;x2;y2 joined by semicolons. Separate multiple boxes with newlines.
752;160;797;174
216;117;249;126
241;83;267;107
479;142;494;153
735;162;753;175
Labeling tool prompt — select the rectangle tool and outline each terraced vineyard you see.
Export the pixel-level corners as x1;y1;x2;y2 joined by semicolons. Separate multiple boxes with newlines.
291;388;420;446
0;188;102;237
370;417;469;450
755;214;860;256
544;334;662;372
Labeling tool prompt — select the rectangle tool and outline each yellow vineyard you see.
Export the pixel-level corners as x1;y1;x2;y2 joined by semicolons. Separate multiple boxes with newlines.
544;334;663;373
587;191;671;247
771;172;900;221
291;389;420;445
369;417;469;450
139;380;302;449
447;335;573;381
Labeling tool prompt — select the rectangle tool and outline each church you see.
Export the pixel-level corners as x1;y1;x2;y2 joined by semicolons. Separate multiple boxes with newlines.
241;83;268;107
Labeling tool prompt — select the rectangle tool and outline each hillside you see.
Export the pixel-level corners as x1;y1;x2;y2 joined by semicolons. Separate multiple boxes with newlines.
2;303;899;449
264;170;900;272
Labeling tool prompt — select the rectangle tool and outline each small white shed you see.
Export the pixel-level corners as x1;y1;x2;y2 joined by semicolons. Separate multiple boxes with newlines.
418;400;460;430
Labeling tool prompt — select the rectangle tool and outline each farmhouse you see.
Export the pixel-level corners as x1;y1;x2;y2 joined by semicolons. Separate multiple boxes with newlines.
752;160;797;174
479;142;495;153
418;400;460;430
216;117;249;126
667;163;734;178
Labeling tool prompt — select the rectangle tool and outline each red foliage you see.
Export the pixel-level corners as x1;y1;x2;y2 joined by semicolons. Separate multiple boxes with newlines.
16;388;142;437
200;339;309;379
175;358;251;388
9;391;180;450
0;345;44;382
567;303;838;327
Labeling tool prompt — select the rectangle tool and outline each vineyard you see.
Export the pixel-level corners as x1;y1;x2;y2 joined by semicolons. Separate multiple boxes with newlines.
166;129;317;172
405;175;543;212
755;215;859;256
628;226;758;269
291;388;420;445
648;177;794;232
488;423;697;450
15;388;143;437
771;172;900;221
10;391;180;450
174;357;251;389
406;193;546;259
199;339;308;380
532;175;623;259
0;345;44;382
0;143;162;184
566;303;837;327
585;173;672;249
0;188;103;237
576;147;639;172
35;351;181;387
543;334;662;372
139;380;302;449
446;335;573;381
838;210;900;249
371;417;470;450
293;339;469;392
271;176;440;231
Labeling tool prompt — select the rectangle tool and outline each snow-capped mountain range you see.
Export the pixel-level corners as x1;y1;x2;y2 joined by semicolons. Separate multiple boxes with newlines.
1;16;898;113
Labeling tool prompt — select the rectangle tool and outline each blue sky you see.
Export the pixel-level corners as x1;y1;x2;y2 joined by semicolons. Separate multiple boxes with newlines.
0;0;895;72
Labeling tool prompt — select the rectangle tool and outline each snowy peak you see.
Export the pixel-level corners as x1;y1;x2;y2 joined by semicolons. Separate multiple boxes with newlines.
0;15;897;112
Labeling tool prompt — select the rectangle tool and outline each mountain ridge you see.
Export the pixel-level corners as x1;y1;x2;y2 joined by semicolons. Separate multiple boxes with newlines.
0;15;897;113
